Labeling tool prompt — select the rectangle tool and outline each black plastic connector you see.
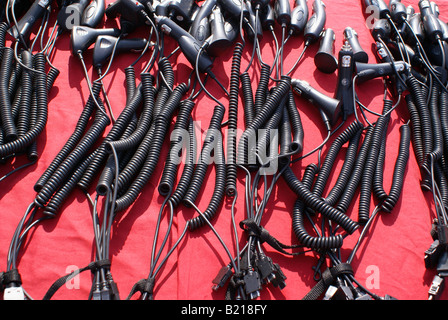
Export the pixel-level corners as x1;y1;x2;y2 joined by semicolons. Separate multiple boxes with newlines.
270;263;287;289
243;270;261;299
424;239;443;269
335;41;355;120
212;265;233;291
437;250;448;277
92;286;102;300
255;255;276;284
437;225;448;247
108;279;120;300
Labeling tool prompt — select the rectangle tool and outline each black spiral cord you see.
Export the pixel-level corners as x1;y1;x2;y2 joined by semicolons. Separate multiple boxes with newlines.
1;0;447;301
0;0;59;184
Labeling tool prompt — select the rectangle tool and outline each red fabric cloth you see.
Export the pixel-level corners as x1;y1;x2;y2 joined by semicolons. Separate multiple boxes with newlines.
0;0;446;300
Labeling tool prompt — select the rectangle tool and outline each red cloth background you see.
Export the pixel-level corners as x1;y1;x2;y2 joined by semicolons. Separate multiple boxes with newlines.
0;0;446;300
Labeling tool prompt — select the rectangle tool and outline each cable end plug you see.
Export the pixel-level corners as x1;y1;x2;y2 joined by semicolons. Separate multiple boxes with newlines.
3;285;25;300
271;263;287;289
428;275;445;300
212;265;233;291
1;269;25;300
255;255;276;285
243;270;261;300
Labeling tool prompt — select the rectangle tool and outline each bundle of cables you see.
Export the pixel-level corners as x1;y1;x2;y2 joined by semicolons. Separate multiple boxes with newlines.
356;0;448;300
0;0;60;185
1;0;446;302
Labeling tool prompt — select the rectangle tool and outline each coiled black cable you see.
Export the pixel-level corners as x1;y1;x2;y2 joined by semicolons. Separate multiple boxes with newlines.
325;128;362;207
105;73;155;154
226;42;244;197
35;84;109;207
124;66;137;105
16;50;33;138
302;163;319;190
254;62;271;117
292;198;344;250
43;152;97;217
279;105;292;159
312;121;364;200
434;162;448;210
153;57;175;117
372;101;393;202
1;47;18;141
240;71;255;128
254;96;287;160
8;53;22;98
440;88;448;176
286;89;304;155
114;83;187;212
183;104;226;207
33;81;100;192
0;52;48;158
406;74;432;173
281;163;359;234
358;100;393;225
96;117;140;196
169;117;197;208
26;65;59;164
186;105;226;231
0;22;8;60
426;72;444;168
114;63;174;193
158;98;195;197
335;125;374;214
237;75;291;166
381;123;411;213
77;82;144;192
405;94;424;167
